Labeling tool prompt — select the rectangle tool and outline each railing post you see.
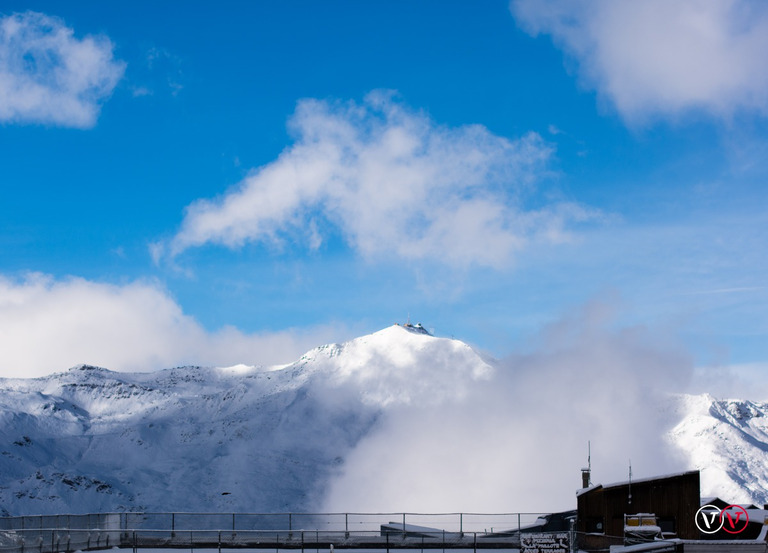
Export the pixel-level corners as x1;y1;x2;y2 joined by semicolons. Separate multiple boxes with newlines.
460;513;463;536
402;513;406;537
345;514;348;538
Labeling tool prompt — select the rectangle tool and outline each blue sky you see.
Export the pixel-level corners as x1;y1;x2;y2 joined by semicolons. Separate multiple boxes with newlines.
1;0;767;380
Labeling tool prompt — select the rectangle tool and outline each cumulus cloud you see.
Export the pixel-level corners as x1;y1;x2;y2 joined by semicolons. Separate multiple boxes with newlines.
0;273;340;378
0;11;124;128
511;0;768;123
322;298;693;513
160;91;594;268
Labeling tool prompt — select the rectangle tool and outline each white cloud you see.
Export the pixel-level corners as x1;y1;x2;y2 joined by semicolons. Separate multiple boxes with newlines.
511;0;768;124
0;273;340;378
322;297;693;512
0;11;124;128
162;91;594;268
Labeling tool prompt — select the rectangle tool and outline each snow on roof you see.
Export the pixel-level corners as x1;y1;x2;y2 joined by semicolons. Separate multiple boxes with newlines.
578;470;699;495
576;483;602;497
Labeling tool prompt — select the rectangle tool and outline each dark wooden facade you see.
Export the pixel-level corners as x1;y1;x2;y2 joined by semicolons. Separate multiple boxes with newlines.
577;470;700;547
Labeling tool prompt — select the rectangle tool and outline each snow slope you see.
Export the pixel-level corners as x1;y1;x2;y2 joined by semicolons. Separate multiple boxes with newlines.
667;393;768;505
1;324;767;516
0;325;492;515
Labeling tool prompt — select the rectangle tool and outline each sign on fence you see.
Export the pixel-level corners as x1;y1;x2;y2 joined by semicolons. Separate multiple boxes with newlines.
521;532;569;553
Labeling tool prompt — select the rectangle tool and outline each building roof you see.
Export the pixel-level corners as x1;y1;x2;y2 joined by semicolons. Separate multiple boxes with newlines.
577;470;699;497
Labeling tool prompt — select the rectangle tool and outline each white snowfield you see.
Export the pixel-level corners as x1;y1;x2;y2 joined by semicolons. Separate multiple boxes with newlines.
0;325;492;515
668;393;768;505
0;324;766;516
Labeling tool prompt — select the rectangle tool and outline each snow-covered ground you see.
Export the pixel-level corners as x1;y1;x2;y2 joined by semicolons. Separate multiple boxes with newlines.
668;393;768;504
1;324;767;516
0;326;492;515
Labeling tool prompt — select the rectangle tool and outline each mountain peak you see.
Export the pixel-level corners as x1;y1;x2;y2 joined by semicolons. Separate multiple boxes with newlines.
395;321;431;335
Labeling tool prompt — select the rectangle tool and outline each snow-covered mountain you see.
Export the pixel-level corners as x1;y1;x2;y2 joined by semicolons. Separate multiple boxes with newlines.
668;394;768;506
0;325;492;515
1;324;767;516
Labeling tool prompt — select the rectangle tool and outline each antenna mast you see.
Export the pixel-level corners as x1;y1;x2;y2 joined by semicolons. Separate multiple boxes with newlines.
580;441;592;489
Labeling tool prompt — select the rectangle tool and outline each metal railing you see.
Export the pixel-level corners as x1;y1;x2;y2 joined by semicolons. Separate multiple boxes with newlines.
0;512;563;553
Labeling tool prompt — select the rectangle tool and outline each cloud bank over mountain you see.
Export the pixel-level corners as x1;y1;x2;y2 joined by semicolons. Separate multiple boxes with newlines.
322;300;692;513
0;273;341;378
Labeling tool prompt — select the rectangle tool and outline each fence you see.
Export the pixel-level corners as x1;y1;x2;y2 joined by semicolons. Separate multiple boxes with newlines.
0;512;565;553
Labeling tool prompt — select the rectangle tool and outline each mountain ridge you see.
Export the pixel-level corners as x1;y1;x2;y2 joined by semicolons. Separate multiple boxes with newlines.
1;325;767;515
0;325;490;515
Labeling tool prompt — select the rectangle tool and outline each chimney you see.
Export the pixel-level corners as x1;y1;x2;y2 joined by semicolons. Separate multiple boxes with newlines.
581;468;591;489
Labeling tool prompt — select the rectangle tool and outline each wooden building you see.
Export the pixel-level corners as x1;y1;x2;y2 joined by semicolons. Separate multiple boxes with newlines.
577;470;701;550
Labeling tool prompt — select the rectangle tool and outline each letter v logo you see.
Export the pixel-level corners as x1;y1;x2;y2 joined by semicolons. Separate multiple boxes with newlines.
695;505;724;534
722;505;749;534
